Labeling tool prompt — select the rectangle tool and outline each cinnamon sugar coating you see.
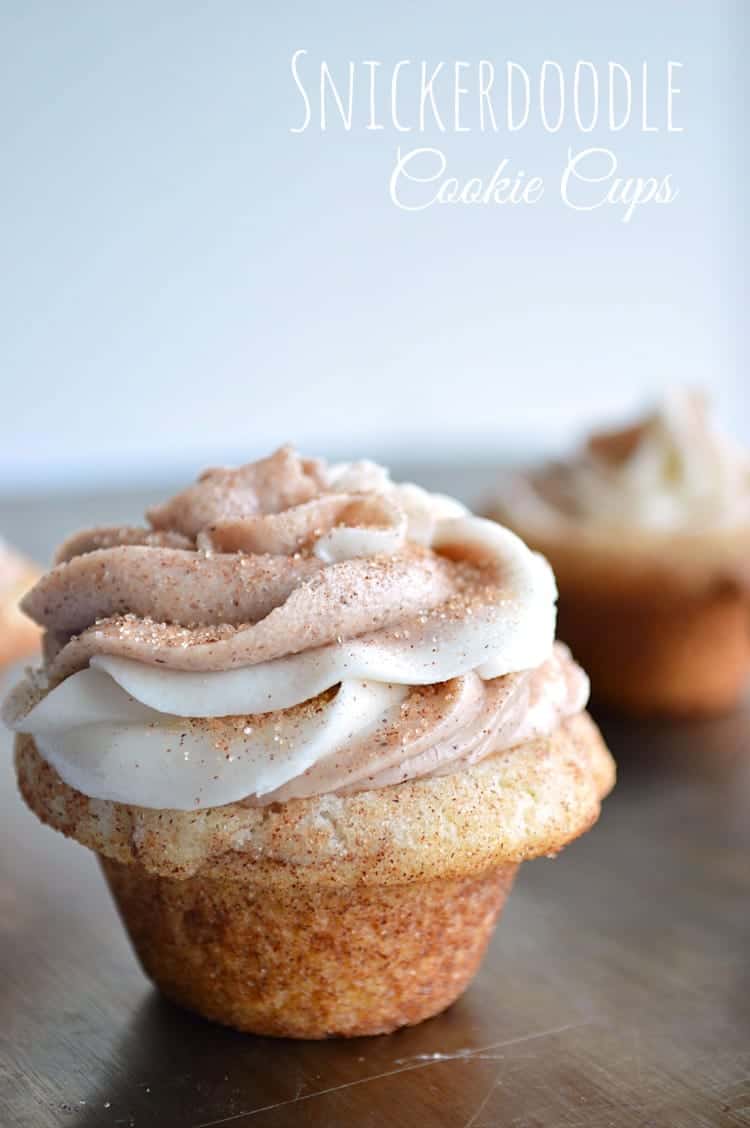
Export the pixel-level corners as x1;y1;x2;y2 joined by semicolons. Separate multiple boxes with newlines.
39;547;458;682
102;858;517;1038
147;447;326;537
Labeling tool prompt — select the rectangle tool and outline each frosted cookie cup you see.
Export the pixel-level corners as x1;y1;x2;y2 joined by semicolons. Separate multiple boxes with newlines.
6;449;614;1037
489;392;750;717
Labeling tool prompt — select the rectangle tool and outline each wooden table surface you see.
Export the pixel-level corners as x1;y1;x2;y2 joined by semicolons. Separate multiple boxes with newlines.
1;483;749;1128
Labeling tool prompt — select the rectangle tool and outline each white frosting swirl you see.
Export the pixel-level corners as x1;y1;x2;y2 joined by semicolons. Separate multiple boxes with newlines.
5;645;586;810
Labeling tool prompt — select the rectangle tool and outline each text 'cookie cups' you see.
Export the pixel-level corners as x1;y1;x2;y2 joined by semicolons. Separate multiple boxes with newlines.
6;448;614;1037
489;392;750;718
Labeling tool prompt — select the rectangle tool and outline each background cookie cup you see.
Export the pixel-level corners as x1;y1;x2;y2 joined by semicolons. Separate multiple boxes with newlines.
16;715;613;1039
488;392;750;717
483;524;750;717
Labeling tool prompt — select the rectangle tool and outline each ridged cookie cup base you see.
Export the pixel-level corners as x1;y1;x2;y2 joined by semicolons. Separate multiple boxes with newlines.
100;857;517;1039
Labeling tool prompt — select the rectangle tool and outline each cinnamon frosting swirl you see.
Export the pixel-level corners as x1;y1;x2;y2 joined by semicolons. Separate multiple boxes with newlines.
6;447;585;809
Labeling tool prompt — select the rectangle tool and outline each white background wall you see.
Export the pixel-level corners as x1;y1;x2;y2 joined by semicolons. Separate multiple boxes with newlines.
0;1;746;494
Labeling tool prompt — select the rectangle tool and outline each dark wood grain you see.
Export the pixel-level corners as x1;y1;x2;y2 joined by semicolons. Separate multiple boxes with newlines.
1;485;749;1128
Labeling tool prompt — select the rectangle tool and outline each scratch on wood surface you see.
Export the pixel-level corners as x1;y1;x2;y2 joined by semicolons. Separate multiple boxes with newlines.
194;1020;591;1127
462;1071;502;1128
392;1019;589;1068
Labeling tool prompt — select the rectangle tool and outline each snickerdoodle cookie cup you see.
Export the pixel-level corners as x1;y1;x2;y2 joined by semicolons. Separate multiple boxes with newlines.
489;393;750;717
16;713;611;1038
7;448;614;1037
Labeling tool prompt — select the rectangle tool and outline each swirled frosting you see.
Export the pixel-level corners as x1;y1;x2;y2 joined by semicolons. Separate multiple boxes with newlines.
496;390;750;533
5;447;582;810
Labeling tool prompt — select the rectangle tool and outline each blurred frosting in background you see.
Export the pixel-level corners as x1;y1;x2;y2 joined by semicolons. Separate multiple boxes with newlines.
494;389;750;535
